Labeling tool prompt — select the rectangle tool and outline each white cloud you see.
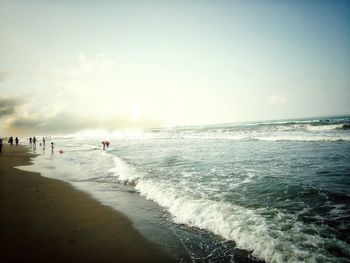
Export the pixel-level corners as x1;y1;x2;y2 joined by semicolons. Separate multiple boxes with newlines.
0;54;161;135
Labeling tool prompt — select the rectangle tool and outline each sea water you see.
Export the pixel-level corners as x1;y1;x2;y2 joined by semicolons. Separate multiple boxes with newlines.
24;116;350;262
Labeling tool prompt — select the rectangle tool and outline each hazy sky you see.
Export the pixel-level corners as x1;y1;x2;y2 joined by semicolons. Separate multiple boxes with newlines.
1;0;349;135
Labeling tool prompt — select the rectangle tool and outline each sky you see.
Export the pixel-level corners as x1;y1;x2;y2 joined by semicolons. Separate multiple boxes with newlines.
1;0;349;135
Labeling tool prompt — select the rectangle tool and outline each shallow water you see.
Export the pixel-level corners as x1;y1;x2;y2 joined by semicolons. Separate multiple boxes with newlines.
24;116;350;262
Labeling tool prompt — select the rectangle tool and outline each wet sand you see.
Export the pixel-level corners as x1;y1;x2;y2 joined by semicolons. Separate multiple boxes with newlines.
0;144;174;262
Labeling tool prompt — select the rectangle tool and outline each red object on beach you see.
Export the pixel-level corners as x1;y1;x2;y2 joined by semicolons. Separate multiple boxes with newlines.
59;150;64;154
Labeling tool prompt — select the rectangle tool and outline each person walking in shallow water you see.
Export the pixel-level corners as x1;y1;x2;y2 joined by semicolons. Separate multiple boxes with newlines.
8;137;13;146
0;138;2;153
15;137;19;146
102;141;110;150
33;136;37;146
29;137;32;145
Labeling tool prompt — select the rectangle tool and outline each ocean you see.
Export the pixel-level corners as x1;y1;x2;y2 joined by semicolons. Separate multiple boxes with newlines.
22;116;350;262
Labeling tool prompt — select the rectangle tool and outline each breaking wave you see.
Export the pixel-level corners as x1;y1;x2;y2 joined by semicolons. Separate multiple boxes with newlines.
109;156;350;262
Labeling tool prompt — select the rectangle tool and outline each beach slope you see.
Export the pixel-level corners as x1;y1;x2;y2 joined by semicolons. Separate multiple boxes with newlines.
0;144;173;262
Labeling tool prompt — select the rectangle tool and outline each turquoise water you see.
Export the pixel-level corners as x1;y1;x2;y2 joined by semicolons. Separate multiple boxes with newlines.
27;116;350;262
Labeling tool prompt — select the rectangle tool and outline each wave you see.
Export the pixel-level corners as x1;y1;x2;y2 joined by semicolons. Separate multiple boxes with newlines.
182;134;247;140
338;123;350;130
109;156;346;263
178;133;350;142
256;135;350;142
177;117;350;134
110;156;143;183
305;123;350;131
87;130;350;142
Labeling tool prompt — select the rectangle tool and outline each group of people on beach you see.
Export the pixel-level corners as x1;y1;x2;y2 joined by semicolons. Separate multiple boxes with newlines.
29;136;44;147
7;137;19;146
0;136;20;153
0;135;54;153
0;136;110;154
29;136;55;153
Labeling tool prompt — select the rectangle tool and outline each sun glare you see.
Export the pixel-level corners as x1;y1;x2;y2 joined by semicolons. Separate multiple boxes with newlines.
129;104;141;121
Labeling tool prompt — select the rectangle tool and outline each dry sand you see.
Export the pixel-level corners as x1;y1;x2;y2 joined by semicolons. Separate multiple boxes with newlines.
0;144;174;262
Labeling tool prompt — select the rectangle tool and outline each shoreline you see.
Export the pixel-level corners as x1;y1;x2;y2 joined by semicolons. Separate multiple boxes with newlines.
0;144;174;262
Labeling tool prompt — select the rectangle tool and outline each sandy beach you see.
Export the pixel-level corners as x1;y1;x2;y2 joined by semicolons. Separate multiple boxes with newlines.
0;144;174;262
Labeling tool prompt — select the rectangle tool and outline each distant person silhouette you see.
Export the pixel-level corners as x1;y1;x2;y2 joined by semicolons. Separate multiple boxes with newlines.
15;137;19;146
33;136;37;146
0;138;2;153
29;137;32;145
102;141;110;150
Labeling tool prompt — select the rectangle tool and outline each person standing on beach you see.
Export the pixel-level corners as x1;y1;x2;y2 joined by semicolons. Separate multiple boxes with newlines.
15;137;19;146
42;137;45;147
33;136;37;146
29;137;32;145
51;142;54;154
0;138;2;153
8;137;13;146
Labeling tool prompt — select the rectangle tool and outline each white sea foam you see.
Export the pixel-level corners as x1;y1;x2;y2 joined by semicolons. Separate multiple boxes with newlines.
110;156;340;263
306;124;345;131
256;134;350;142
110;156;143;183
183;134;247;140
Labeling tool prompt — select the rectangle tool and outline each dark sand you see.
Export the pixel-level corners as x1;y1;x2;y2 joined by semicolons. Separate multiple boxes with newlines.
0;144;174;262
